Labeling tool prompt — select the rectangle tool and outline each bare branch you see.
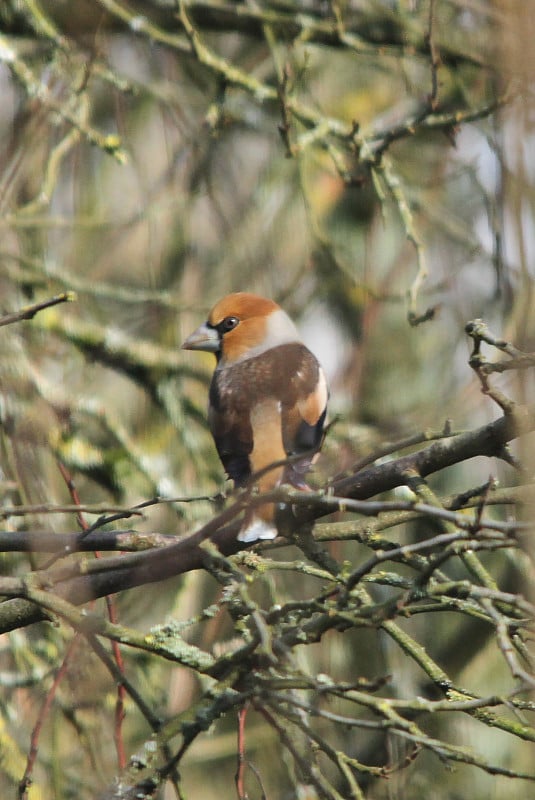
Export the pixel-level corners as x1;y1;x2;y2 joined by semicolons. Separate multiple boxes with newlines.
0;291;75;327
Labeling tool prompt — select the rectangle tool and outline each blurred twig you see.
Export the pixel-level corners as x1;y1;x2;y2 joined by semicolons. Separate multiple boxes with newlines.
0;291;75;327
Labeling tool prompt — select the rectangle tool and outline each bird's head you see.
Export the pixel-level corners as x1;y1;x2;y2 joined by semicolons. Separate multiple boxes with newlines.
181;292;301;365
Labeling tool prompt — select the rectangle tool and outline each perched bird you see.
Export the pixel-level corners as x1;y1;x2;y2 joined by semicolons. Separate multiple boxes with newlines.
182;292;328;542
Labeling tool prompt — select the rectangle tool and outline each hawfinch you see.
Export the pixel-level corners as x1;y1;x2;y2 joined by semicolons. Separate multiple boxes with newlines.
182;292;328;542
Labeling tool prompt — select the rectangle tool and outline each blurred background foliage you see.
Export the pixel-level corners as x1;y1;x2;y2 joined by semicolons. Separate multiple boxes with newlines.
0;1;534;798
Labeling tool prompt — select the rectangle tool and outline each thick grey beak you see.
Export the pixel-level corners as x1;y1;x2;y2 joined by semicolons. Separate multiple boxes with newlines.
181;322;220;353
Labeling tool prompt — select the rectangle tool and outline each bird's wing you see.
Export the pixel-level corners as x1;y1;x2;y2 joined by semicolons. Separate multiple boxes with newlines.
209;344;327;488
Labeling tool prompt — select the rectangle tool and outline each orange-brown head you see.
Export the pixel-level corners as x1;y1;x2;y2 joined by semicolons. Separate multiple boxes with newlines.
181;292;301;364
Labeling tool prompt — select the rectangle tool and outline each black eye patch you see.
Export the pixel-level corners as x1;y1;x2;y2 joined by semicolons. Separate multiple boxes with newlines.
216;316;239;334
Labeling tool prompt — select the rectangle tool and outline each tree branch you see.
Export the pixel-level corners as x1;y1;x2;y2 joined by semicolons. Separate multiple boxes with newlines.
0;405;532;634
0;292;75;327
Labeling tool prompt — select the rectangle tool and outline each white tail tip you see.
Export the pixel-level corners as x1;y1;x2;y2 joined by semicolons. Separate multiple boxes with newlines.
237;518;278;543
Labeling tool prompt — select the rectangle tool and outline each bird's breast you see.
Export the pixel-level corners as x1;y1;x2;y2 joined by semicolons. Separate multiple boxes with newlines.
212;343;320;409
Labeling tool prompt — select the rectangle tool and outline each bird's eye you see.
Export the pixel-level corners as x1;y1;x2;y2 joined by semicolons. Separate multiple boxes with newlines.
220;316;239;333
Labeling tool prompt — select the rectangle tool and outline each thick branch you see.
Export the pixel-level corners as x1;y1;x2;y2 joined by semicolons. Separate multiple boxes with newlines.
332;408;532;498
0;406;532;634
0;529;174;552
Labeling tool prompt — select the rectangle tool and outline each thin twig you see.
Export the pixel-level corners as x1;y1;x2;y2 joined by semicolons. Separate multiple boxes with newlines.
19;636;80;800
0;292;75;328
